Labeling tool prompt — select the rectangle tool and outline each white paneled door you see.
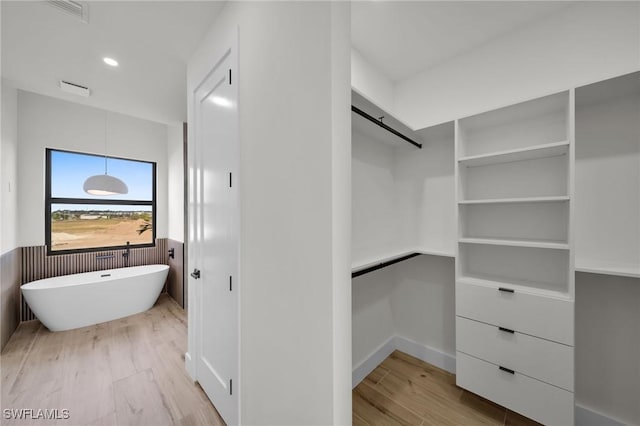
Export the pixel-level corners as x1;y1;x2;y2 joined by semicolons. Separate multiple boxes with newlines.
190;43;239;425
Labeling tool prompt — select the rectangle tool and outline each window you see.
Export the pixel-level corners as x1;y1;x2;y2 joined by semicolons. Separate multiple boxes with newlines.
45;149;156;254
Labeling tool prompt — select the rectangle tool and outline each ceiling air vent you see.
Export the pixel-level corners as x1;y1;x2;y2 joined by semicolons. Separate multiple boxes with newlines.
47;0;88;23
60;80;91;97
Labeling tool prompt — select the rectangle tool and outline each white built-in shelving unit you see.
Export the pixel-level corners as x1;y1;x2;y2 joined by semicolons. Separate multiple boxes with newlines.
455;91;575;425
352;70;639;425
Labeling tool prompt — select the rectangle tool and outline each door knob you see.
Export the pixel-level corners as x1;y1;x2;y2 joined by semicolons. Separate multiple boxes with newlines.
191;268;201;279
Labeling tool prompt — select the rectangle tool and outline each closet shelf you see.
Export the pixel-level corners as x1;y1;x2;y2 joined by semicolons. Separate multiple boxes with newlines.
457;275;572;301
351;90;423;150
458;141;569;167
416;248;456;258
575;259;640;279
459;237;569;250
458;196;570;205
352;251;421;278
352;247;455;278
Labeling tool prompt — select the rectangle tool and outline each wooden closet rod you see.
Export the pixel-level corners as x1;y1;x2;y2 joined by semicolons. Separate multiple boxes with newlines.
351;105;422;149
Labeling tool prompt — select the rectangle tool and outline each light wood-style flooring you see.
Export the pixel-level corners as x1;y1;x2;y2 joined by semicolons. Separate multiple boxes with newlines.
1;295;224;426
3;297;542;426
353;350;541;426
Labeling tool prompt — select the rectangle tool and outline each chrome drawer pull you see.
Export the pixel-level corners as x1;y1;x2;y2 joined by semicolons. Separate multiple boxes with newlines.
499;366;515;375
498;326;515;334
498;287;514;293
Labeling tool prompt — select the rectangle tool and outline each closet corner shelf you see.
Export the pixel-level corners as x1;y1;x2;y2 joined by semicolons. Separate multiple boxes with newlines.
352;248;455;278
458;141;569;167
575;259;640;279
459;237;569;250
351;105;422;149
416;248;456;258
458;196;570;205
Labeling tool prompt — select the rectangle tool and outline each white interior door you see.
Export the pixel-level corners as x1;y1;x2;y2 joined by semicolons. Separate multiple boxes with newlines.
191;48;239;425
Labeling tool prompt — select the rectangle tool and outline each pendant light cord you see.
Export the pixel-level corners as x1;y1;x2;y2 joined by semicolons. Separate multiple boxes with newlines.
104;112;108;175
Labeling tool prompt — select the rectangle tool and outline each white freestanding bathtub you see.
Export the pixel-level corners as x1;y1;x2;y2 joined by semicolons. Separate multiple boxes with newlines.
21;264;169;332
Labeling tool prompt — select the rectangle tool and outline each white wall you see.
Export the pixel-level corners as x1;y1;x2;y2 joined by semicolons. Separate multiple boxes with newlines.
575;88;639;270
351;131;401;263
329;4;352;421
1;80;18;255
396;123;455;255
188;2;351;424
394;1;640;129
352;268;396;368
17;91;168;247
390;256;455;357
351;48;394;116
0;79;20;349
352;255;456;372
352;121;455;264
575;273;640;425
167;123;184;242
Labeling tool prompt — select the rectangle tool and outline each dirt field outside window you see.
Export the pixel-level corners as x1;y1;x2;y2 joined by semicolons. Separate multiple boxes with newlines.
51;217;152;251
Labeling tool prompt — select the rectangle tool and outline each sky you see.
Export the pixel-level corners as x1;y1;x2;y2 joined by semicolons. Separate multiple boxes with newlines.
51;150;153;202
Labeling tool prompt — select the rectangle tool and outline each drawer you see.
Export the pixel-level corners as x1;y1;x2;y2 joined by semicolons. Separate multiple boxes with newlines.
456;316;573;391
456;352;574;426
456;280;574;345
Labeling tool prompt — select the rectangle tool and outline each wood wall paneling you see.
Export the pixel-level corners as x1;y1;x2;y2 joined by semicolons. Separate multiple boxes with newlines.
1;247;22;351
182;122;188;311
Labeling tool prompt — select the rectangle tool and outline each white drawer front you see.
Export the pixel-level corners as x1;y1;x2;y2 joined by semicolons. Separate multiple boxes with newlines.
456;281;574;345
456;316;573;391
456;352;574;426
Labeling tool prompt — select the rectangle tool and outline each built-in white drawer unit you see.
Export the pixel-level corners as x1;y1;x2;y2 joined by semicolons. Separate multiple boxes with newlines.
456;316;574;391
456;91;575;424
456;352;574;426
456;280;574;345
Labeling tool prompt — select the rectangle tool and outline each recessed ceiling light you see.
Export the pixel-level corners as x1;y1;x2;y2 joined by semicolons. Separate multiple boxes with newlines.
103;57;118;67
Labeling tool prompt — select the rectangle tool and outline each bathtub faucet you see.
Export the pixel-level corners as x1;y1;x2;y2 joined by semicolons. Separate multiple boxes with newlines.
123;241;130;267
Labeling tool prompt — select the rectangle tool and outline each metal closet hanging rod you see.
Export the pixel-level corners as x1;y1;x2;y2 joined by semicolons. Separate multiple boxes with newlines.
352;252;422;278
351;105;422;149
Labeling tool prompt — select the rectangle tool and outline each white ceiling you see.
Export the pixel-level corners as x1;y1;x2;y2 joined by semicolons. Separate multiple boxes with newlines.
3;1;578;124
2;1;224;125
352;1;574;83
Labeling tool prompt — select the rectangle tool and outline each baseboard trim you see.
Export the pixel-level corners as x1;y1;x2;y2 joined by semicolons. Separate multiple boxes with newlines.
352;335;455;388
185;351;195;380
393;335;456;374
575;404;626;426
352;336;396;388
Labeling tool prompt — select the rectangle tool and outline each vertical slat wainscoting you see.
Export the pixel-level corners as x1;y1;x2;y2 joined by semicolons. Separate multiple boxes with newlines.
167;240;185;308
1;247;22;350
20;239;169;321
